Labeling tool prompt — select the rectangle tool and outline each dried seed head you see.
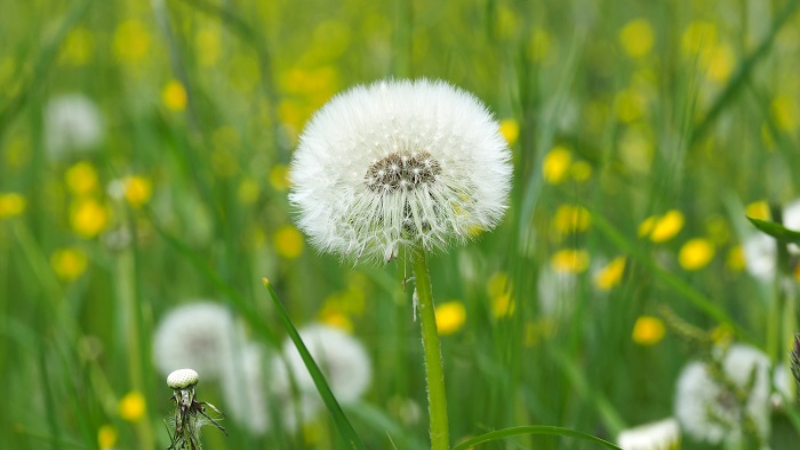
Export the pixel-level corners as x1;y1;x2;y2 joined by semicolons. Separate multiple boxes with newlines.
365;151;441;192
167;368;199;389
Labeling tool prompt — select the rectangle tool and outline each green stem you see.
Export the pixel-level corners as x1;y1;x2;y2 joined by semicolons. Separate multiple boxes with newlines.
410;246;449;450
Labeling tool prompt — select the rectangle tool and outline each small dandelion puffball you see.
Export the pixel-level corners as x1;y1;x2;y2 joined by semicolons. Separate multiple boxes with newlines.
219;343;270;436
674;344;771;446
167;368;199;389
281;324;372;404
43;93;104;158
269;356;323;432
743;198;800;280
616;417;680;450
290;79;512;262
153;302;244;380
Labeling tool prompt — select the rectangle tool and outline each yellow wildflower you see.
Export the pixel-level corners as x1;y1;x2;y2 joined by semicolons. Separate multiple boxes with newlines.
632;316;665;345
726;246;745;271
615;88;648;123
499;118;520;146
711;323;733;346
269;164;291;191
705;44;735;82
119;391;146;421
0;193;26;218
162;80;187;111
527;28;552;62
595;257;626;291
70;199;109;238
491;293;515;318
524;318;556;347
320;311;353;333
681;21;717;57
435;301;467;335
51;247;89;281
745;200;769;221
274;225;304;259
195;27;221;67
113;20;150;64
639;210;684;243
552;204;591;236
237;178;260;205
61;27;94;66
570;160;592;182
97;424;118;449
551;249;590;273
487;271;510;298
679;238;715;270
123;176;152;208
771;95;797;132
65;161;98;196
619;19;655;58
542;146;572;184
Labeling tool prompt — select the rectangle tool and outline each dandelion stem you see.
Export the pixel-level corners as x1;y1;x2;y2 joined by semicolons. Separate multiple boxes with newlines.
411;246;449;450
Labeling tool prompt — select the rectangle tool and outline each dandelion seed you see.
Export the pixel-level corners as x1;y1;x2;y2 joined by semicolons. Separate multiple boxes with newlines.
289;79;512;263
165;368;227;450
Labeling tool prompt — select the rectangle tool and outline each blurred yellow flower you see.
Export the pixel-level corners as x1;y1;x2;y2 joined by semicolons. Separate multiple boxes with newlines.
570;160;592;182
113;20;150;64
65;161;98;196
726;246;745;271
119;391;146;422
320;311;353;333
711;323;733;346
162;80;187;111
551;249;590;273
97;424;118;449
487;271;510;299
494;5;520;39
595;257;626;291
435;301;467;335
499;118;519;146
619;19;655;58
195;27;221;67
543;146;572;184
60;27;94;66
745;200;769;221
771;95;797;131
615;88;648;123
0;192;26;218
274;225;304;259
705;216;730;245
527;28;552;62
552;204;591;236
638;210;684;243
492;293;515;318
237;178;260;205
70;198;110;238
524;318;555;347
51;247;88;281
632;316;665;345
705;44;735;82
269;164;291;191
123;176;152;208
681;21;717;56
4;135;31;170
679;238;715;270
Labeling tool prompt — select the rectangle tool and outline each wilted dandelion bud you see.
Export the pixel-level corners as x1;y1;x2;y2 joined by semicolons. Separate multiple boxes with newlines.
165;368;227;449
289;79;512;263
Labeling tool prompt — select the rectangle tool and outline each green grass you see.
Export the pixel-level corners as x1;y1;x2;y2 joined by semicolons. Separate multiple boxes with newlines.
2;0;800;449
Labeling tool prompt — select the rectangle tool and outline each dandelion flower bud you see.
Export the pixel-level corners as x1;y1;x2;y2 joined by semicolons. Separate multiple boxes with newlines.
290;79;512;262
167;368;199;389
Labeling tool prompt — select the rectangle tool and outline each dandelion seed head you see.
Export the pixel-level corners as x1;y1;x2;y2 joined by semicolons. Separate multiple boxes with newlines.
220;343;271;436
167;368;199;389
43;93;104;158
290;79;512;263
616;417;680;450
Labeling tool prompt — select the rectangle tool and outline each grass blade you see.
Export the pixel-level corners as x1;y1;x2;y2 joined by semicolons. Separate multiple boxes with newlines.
747;217;800;246
262;278;367;450
449;425;624;450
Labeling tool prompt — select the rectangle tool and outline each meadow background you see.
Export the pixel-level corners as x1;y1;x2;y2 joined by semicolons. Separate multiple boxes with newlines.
2;0;800;449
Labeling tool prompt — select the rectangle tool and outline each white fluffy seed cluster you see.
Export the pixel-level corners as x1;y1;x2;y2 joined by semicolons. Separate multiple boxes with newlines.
290;79;512;262
742;198;800;281
167;368;199;389
616;417;680;450
674;344;771;446
43;93;104;158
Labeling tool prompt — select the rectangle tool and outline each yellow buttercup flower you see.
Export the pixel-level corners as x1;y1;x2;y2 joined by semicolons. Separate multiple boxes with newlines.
771;95;797;132
745;200;769;221
60;27;94;66
711;323;733;346
113;20;150;64
552;204;591;236
527;28;552;62
681;21;717;57
615;88;648;123
619;19;655;58
705;43;735;82
123;176;152;208
50;247;88;281
551;249;590;273
97;424;118;449
499;118;520;146
570;160;592;182
162;80;187;111
639;210;684;243
594;257;626;291
435;301;467;335
632;316;665;345
679;238;715;270
726;246;745;272
269;164;291;191
237;178;260;205
65;161;99;196
542;146;572;184
119;391;146;422
0;193;26;218
195;27;221;67
70;199;110;238
487;271;514;317
274;224;304;259
320;311;353;333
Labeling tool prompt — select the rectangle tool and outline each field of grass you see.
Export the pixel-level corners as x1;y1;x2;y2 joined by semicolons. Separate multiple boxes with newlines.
3;0;800;449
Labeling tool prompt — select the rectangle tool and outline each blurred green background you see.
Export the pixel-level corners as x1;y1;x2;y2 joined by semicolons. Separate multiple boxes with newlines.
2;0;800;449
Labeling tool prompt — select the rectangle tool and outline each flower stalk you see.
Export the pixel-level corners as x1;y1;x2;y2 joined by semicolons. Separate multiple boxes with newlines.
411;245;449;450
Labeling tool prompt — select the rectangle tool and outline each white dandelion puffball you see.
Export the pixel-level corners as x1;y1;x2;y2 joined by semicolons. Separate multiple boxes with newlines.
152;301;244;380
269;355;323;432
43;93;104;157
290;78;512;262
743;198;800;280
616;417;680;450
281;324;372;404
674;344;771;446
220;343;271;435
